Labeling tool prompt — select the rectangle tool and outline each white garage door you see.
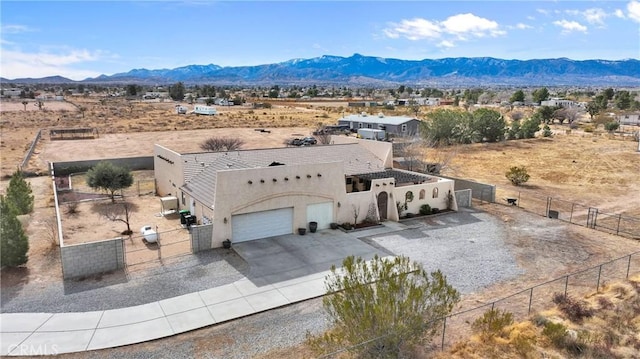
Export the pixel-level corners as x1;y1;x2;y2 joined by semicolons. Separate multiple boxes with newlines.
231;207;293;243
306;202;333;230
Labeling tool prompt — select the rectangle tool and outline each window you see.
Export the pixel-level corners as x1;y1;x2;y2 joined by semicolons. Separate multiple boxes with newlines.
358;122;363;128
346;178;353;185
419;189;425;200
405;191;414;202
181;191;186;205
401;124;408;132
367;123;373;128
432;188;439;198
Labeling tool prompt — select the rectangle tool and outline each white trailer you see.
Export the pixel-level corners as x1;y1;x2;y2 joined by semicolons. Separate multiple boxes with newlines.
193;105;217;115
357;128;386;140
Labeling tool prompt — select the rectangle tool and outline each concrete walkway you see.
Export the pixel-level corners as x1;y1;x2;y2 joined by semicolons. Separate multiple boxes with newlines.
0;223;401;356
0;270;331;356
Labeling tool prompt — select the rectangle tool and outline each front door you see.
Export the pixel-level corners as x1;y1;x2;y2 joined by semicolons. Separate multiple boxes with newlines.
377;192;388;220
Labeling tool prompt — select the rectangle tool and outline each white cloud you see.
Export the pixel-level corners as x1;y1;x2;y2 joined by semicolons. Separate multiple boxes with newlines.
437;40;455;48
583;8;607;25
1;24;37;34
614;9;626;18
383;18;441;40
628;0;640;23
382;12;504;47
0;48;104;80
553;19;588;33
515;23;533;30
441;13;503;38
536;9;550;15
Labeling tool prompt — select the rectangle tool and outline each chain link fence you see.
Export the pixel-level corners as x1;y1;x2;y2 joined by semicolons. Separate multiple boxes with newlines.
123;226;192;272
319;251;640;357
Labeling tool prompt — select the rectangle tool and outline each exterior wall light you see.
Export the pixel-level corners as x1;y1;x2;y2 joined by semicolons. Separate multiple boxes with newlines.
284;177;289;181
223;217;228;224
317;173;322;177
296;175;301;179
260;179;265;183
273;178;277;182
307;174;312;178
248;180;252;184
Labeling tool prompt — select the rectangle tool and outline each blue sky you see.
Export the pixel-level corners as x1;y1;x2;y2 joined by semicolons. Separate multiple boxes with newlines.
1;1;639;80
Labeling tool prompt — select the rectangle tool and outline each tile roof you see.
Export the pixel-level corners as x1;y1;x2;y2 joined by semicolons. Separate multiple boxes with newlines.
181;143;387;207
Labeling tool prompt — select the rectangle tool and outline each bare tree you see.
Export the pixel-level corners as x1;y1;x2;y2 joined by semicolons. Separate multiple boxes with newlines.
21;100;28;111
78;106;87;118
42;217;59;247
200;137;245;152
34;100;45;111
314;123;331;144
97;201;136;236
352;204;361;229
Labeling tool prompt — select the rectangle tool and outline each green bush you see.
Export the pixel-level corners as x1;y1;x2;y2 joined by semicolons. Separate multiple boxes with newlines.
419;204;431;215
505;166;530;186
471;308;514;340
542;321;568;348
542;124;553;137
584;125;594;133
0;196;29;267
604;121;620;133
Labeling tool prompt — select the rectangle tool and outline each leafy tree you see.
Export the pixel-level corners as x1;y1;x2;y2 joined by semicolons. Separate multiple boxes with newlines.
605;121;620;133
536;106;555;124
510;90;525;103
471;108;506;142
6;170;34;215
205;97;215;106
168;82;185;101
614;90;631;110
594;94;608;110
200;137;245;152
309;255;460;358
603;88;614;100
542;124;553;137
586;101;600;120
0;196;29;267
532;87;550;104
126;84;141;97
422;109;470;145
507;120;521;140
506;166;530;186
519;117;540;139
86;162;134;203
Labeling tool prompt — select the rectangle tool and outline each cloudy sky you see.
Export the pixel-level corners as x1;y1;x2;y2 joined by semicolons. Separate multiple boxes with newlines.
1;1;639;80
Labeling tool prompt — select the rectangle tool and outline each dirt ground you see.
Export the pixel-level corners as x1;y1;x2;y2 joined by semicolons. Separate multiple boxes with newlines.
1;97;640;357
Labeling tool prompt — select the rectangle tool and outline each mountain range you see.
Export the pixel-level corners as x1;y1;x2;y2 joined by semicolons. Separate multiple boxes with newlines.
4;54;640;86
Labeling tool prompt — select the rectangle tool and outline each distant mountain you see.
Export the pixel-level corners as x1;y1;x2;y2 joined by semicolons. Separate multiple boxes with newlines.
4;54;640;86
2;75;75;84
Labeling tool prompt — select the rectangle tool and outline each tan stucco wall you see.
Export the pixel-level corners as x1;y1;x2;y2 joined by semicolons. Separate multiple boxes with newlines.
340;191;376;225
211;161;347;247
330;136;393;168
154;145;184;200
392;178;457;218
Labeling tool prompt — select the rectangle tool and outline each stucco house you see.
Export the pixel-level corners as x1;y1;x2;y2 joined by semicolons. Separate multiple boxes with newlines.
154;137;456;248
337;113;421;136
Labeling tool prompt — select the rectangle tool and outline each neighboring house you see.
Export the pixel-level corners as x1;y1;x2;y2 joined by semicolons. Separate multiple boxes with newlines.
617;113;640;126
541;98;580;108
154;137;456;248
337;113;421;136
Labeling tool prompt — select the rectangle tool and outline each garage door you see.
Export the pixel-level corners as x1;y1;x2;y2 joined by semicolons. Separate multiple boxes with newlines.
306;202;333;230
231;207;293;243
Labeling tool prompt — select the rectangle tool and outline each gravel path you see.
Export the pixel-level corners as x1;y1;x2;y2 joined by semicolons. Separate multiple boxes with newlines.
361;207;523;294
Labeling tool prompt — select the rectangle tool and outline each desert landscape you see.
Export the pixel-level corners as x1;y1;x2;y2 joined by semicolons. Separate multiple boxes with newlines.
1;95;639;358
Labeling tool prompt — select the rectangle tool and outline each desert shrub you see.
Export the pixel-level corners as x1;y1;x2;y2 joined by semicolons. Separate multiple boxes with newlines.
471;308;514;340
532;314;549;327
431;207;440;214
64;201;80;215
505;166;530;186
552;293;594;323
604;121;620;133
542;321;568;347
542;124;552;137
419;204;431;215
341;222;352;230
512;332;537;356
584;125;594;133
597;296;615;310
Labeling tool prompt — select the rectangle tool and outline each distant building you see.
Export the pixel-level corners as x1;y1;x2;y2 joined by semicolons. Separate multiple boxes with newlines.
338;113;421;136
193;105;217;115
617;113;640;126
541;98;580;108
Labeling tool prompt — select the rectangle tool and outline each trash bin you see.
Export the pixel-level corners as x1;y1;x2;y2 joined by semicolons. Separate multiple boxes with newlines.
179;210;190;224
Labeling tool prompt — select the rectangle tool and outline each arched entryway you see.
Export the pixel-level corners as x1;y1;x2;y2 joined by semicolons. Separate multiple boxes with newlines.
377;192;388;220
